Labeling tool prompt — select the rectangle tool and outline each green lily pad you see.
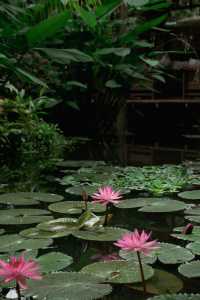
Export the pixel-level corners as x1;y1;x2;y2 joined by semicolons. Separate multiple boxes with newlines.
186;242;200;255
37;252;73;273
115;198;160;209
0;234;53;252
119;250;157;264
0;215;53;225
185;207;200;215
178;190;200;200
185;215;200;224
20;227;71;239
139;199;187;213
132;269;183;294
25;272;112;300
178;260;200;278
81;260;154;284
30;193;64;203
73;227;129;241
0;208;51;216
65;186;99;196
147;294;200;300
171;226;200;242
0;193;39;206
157;243;194;264
48;201;106;214
37;217;78;231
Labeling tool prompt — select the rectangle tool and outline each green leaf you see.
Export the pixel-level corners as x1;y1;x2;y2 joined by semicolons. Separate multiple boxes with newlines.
95;47;131;57
48;201;106;214
81;260;154;283
37;48;93;63
20;227;70;239
105;80;122;88
72;227;129;241
157;243;194;264
26;10;71;47
186;242;200;256
25;272;112;300
139;199;187;213
119;249;157;264
142;58;159;67
95;0;122;19
132;269;183;294
77;7;97;29
178;261;200;278
37;252;73;274
171;226;200;242
178;190;200;200
124;0;149;7
147;294;200;300
15;68;47;88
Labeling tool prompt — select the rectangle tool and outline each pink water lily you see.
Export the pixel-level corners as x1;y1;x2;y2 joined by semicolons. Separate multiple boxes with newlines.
0;255;42;289
92;186;122;206
114;229;159;256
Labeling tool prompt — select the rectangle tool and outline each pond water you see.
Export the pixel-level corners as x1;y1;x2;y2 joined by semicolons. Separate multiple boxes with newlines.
1;161;200;300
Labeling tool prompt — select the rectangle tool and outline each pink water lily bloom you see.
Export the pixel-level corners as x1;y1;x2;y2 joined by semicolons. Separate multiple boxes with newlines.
0;255;42;289
114;229;159;256
92;186;122;206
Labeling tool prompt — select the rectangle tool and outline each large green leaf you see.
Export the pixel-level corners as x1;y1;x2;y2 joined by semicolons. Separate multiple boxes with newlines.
77;7;97;29
81;260;154;283
26;10;71;47
37;252;73;274
20;227;71;239
15;68;48;88
132;269;183;294
48;201;106;214
95;0;122;19
124;0;149;7
186;242;200;256
178;261;200;278
119;249;157;264
171;226;200;242
25;272;112;300
37;48;93;63
0;234;53;252
178;190;200;201
73;227;128;241
139;199;187;213
157;243;194;264
147;294;200;300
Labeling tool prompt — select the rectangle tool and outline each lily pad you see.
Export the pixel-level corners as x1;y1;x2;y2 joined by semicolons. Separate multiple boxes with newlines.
185;215;200;224
147;294;200;300
48;201;106;214
115;198;160;209
139;199;187;213
178;260;200;278
0;208;51;216
178;190;200;200
171;226;200;242
25;272;112;300
20;227;71;239
37;217;78;233
157;243;194;264
0;215;53;225
132;269;183;294
119;250;157;264
185;207;200;215
65;185;99;196
0;193;39;206
37;252;73;273
81;260;154;284
186;242;200;255
73;227;129;242
30;193;64;203
0;234;53;252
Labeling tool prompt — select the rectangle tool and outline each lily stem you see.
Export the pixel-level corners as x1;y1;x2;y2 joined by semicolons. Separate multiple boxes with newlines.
137;251;147;293
104;204;109;226
16;282;21;300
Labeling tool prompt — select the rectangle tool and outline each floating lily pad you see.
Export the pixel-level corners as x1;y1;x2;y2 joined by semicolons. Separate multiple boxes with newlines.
119;250;157;264
48;201;106;214
0;193;39;206
30;193;64;203
73;227;128;241
178;260;200;278
37;217;79;233
139;199;187;213
147;294;200;300
185;207;200;215
178;190;200;200
0;208;51;216
81;260;154;284
132;269;183;294
171;226;200;242
157;243;194;264
186;242;200;255
0;234;53;252
25;272;112;300
0;215;53;225
65;186;99;196
37;252;73;273
20;227;71;239
185;215;200;224
115;198;161;209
